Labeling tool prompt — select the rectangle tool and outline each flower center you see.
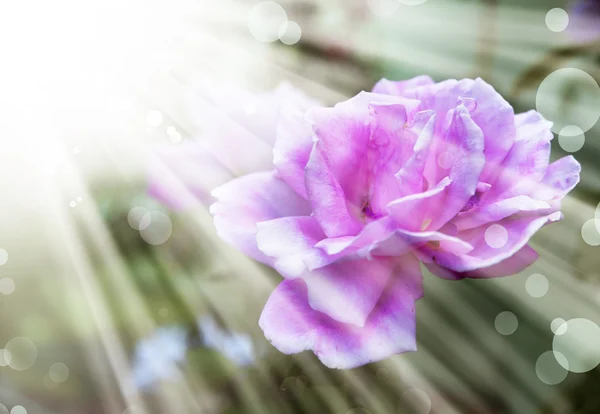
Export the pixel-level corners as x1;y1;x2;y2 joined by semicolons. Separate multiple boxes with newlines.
360;200;381;222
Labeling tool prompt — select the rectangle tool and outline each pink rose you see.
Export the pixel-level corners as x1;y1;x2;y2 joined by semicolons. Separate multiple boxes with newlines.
150;76;580;368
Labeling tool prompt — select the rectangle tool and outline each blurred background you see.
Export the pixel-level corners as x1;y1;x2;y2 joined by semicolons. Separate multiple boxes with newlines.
1;0;600;413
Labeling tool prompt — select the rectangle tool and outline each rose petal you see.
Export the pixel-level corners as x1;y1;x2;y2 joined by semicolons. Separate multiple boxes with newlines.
304;145;364;237
421;212;562;272
301;258;395;327
272;87;319;199
452;195;552;231
368;106;437;211
305;103;371;212
426;104;486;230
533;156;581;201
387;177;452;231
405;78;515;184
210;171;311;265
488;112;553;199
394;110;437;197
256;216;326;277
314;216;472;266
424;245;538;280
259;255;422;369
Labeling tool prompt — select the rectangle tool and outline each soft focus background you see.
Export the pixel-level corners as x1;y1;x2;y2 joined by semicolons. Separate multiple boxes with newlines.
1;0;600;413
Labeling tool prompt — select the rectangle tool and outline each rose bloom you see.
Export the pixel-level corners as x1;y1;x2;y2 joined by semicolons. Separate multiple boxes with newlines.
150;76;580;369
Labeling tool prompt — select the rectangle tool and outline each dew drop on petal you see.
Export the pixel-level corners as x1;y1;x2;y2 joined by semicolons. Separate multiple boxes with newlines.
485;224;508;249
495;311;518;335
526;273;549;298
545;8;569;32
536;351;569;385
437;151;453;170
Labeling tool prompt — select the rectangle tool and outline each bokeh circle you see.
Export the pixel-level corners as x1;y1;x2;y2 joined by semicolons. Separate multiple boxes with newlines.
278;21;302;45
536;68;600;134
581;219;600;246
536;351;569;385
525;273;549;298
558;125;585;152
552;318;600;373
248;2;288;42
139;211;173;245
545;8;569;32
5;337;37;371
495;311;518;335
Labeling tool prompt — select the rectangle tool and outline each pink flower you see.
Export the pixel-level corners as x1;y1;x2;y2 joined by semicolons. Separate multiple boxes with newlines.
151;77;580;369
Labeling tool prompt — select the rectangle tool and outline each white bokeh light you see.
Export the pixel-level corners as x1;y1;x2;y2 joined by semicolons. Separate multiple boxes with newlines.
581;219;600;246
49;362;70;383
0;278;16;296
536;351;569;385
495;311;518;335
551;318;568;335
139;211;173;245
0;349;12;367
525;273;549;298
128;207;150;231
536;68;600;134
278;21;302;45
485;224;508;249
558;125;585;153
5;337;37;371
552;318;600;373
545;8;569;32
247;2;288;43
0;249;7;266
10;406;27;414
